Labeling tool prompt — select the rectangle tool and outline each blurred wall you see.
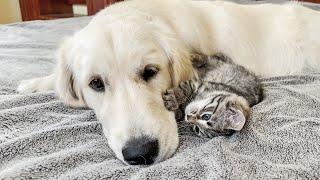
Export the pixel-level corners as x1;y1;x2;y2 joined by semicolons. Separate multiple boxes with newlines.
73;4;88;15
0;0;22;24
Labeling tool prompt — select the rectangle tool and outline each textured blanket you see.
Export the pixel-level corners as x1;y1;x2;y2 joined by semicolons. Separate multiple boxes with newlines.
1;4;320;180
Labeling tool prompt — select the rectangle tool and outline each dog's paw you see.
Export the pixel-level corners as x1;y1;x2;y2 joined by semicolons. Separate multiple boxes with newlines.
17;76;54;94
18;78;43;93
162;90;179;111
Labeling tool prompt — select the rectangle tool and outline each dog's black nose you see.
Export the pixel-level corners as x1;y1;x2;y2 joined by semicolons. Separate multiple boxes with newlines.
122;137;159;165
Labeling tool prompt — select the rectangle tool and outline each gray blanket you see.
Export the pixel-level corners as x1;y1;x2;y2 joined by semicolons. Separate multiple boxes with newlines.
1;8;320;180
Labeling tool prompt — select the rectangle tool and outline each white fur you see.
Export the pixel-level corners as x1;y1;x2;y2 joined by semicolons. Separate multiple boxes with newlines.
18;0;320;164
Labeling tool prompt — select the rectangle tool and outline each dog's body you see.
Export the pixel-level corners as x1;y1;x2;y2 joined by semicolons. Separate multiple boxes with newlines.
18;0;320;165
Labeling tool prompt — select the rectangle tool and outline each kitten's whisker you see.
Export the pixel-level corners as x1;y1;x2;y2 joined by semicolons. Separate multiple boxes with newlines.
178;133;195;137
177;125;190;128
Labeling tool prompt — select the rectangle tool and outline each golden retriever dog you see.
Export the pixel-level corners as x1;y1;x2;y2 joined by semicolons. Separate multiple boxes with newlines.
18;0;320;165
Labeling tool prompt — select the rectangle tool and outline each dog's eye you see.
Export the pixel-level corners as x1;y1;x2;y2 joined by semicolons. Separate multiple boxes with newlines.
142;65;159;81
89;78;105;92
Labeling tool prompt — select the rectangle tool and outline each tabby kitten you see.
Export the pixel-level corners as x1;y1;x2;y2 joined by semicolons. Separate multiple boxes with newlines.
162;53;263;138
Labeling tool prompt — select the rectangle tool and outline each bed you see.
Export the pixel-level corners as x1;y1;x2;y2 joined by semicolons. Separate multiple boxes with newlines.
1;2;320;179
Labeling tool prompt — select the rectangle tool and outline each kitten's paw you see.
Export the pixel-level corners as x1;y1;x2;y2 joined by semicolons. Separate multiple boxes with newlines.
162;90;179;111
175;109;184;121
17;75;54;93
179;80;196;92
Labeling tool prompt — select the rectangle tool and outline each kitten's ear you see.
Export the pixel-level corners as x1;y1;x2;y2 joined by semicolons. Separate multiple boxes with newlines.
224;96;251;131
224;109;246;131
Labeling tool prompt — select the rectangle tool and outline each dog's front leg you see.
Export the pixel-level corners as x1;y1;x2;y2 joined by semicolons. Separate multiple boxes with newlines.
18;74;55;93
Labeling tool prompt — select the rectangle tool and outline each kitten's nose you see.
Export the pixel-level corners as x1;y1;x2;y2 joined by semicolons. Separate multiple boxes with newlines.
186;114;196;124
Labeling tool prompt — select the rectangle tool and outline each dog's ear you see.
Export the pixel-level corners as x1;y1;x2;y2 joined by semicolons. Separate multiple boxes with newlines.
158;35;194;88
167;51;193;88
54;39;86;108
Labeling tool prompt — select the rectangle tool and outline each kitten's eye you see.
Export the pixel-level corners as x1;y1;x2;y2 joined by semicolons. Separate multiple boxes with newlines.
89;78;105;92
142;65;159;81
201;114;212;121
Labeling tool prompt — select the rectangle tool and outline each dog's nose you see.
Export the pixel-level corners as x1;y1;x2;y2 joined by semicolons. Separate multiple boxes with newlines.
122;137;159;165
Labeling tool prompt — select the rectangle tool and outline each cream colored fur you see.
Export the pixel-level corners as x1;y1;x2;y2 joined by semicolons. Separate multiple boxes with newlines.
18;0;320;164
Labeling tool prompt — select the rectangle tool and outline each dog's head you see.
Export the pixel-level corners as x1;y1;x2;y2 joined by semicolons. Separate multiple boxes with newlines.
55;14;193;165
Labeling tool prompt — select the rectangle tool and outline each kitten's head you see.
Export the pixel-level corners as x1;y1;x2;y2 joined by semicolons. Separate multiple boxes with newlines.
185;93;250;138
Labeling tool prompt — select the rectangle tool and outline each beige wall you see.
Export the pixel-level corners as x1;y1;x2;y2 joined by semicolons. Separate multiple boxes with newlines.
73;4;88;15
0;0;22;24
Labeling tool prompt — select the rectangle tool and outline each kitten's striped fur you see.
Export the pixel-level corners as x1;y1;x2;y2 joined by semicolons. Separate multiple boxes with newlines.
162;53;263;138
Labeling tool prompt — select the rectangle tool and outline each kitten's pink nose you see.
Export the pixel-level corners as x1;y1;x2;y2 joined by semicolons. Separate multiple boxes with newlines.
186;115;196;124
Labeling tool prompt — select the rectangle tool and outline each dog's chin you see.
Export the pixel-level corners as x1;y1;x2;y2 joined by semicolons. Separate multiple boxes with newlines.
107;133;179;165
155;123;179;164
101;112;179;165
155;112;180;163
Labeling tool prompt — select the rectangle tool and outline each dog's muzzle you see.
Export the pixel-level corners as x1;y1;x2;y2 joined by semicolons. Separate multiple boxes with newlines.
122;136;159;165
